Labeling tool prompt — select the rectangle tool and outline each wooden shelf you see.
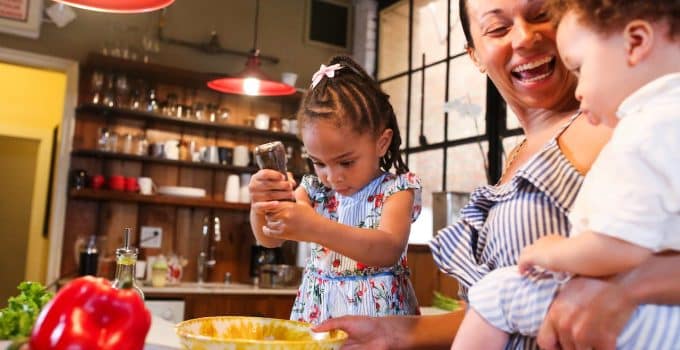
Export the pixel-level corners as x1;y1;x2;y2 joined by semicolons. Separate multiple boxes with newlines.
69;188;250;210
72;149;259;172
77;103;301;143
82;52;304;102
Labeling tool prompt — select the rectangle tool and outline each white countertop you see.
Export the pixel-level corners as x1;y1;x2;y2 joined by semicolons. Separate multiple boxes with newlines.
145;315;182;349
142;282;298;295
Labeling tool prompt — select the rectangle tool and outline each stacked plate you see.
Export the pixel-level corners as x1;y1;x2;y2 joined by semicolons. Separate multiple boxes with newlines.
157;186;206;198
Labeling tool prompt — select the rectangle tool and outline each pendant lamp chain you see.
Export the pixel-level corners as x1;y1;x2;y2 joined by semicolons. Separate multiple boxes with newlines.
252;0;260;51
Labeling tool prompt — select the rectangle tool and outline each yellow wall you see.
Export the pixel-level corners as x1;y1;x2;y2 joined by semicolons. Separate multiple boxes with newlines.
0;136;39;305
0;62;66;128
0;62;66;284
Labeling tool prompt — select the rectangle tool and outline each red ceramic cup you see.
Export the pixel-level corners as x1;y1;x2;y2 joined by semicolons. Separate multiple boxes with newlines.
124;177;139;192
108;175;125;191
90;174;105;190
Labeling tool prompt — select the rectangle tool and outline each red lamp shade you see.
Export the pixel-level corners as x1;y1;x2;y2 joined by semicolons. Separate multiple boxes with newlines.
207;52;296;96
53;0;174;13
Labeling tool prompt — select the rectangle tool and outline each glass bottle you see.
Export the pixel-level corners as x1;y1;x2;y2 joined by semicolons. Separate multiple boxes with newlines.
78;235;99;276
111;228;144;300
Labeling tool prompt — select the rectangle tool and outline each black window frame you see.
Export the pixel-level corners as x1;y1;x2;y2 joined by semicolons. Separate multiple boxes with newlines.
377;0;523;189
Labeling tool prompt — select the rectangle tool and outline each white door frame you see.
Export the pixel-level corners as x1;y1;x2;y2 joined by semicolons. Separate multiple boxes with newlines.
0;46;78;285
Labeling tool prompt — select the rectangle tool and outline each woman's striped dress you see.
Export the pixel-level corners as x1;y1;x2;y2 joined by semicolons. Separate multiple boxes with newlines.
429;116;582;350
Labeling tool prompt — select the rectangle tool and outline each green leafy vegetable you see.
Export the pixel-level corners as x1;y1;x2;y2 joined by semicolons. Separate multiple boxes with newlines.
432;291;462;311
0;281;53;341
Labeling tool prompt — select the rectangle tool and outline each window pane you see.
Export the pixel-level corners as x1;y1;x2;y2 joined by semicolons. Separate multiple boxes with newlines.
378;1;409;79
449;0;468;55
409;63;447;146
412;0;447;66
407;149;443;243
447;57;486;139
446;142;489;193
506;107;521;130
381;77;409;150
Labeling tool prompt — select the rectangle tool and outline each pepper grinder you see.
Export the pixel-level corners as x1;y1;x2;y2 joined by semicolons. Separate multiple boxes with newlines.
254;141;295;202
112;228;144;300
254;141;288;176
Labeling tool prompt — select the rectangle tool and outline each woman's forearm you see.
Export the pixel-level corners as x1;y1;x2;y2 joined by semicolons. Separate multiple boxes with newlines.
618;253;680;305
392;311;465;350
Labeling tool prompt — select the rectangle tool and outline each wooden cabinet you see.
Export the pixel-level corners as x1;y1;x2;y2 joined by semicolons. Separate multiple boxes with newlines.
184;294;296;319
62;53;302;286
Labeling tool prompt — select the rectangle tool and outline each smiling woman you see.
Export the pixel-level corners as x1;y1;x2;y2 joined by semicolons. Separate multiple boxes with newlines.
313;0;612;348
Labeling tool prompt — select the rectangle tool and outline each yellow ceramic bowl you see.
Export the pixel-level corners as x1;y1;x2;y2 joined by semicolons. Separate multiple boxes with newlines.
175;316;348;350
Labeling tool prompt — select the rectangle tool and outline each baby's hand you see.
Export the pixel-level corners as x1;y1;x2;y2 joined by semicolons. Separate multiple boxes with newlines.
249;169;295;203
518;235;566;274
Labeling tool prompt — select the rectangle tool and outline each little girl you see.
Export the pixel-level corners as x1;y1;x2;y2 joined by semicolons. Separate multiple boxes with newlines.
249;55;422;325
452;0;680;349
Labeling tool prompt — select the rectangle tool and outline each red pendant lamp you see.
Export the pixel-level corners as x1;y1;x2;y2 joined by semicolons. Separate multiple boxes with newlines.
52;0;174;13
207;0;296;96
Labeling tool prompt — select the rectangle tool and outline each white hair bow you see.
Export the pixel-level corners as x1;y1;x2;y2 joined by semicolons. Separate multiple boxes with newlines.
310;63;343;89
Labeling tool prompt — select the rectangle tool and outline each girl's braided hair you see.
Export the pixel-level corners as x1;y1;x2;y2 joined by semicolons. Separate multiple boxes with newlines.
297;55;409;174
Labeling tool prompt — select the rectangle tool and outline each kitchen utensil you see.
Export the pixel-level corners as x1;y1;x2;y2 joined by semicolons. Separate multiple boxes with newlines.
164;140;180;160
281;72;298;87
124;177;139;192
108;175;125;191
258;264;302;288
249;245;282;279
175;316;347;350
239;173;251;203
70;169;88;189
138;177;155;195
218;146;233;165
90;174;105;189
254;141;288;176
225;175;240;202
232;145;250;167
254;113;270;130
200;145;219;164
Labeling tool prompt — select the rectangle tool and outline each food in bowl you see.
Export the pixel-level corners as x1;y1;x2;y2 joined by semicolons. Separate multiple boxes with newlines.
175;316;347;350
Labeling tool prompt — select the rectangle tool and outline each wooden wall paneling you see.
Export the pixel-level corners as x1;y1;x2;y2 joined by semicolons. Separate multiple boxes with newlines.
178;167;213;197
97;201;139;279
269;295;297;319
103;159;143;178
69;157;103;180
252;98;285;120
60;200;99;278
174;207;211;282
72;114;105;150
137;204;177;259
145;163;179;187
223;94;250;127
211;210;253;284
406;246;438;306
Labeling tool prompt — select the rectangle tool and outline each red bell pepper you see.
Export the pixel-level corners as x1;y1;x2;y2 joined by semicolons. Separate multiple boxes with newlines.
28;276;151;350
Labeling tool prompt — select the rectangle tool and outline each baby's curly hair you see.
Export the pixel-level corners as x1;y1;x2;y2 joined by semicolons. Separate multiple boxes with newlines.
546;0;680;40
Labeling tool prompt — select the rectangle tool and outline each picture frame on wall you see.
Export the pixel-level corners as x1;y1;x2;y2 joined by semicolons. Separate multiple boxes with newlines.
0;0;43;39
304;0;353;51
